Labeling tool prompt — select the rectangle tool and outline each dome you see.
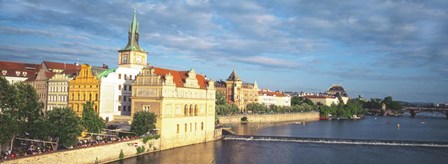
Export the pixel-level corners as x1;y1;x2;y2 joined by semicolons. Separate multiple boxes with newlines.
327;85;347;97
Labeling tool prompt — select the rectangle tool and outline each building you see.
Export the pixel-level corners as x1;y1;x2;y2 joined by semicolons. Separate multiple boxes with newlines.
258;90;291;107
215;70;258;111
300;84;350;106
0;61;40;84
131;66;216;149
68;64;106;116
127;9;216;150
47;72;77;111
97;10;147;121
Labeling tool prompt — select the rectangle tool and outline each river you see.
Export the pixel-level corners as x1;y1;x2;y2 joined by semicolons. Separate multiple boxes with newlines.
111;114;448;164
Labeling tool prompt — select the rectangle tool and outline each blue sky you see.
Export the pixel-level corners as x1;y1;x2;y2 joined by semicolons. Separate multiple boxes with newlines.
0;0;447;103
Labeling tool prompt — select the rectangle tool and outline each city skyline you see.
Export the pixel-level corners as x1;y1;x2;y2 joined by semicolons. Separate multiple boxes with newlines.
0;0;447;103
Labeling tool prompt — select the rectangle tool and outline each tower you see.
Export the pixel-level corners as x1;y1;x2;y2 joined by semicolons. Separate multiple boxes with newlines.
118;9;147;69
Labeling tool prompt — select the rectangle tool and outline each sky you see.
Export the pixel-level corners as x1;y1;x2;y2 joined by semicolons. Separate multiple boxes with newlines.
0;0;447;103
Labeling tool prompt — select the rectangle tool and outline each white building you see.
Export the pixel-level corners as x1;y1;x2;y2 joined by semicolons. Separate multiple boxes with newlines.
258;90;291;107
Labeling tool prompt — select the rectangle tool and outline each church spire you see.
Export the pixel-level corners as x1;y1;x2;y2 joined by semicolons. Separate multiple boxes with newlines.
120;8;144;52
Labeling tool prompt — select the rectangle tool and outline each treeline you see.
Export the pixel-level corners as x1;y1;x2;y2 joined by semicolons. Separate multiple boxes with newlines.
319;99;365;118
215;93;316;115
361;96;403;110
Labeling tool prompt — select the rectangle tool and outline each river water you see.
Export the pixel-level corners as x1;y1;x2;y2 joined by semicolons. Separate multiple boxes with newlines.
112;114;448;164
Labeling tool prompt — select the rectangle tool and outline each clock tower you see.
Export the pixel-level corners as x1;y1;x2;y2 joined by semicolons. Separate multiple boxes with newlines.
118;9;147;69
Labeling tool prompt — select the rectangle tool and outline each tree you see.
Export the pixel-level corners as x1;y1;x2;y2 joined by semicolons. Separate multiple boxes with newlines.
81;101;106;133
0;113;21;144
382;96;403;110
216;92;226;105
131;111;157;136
291;96;314;106
47;107;84;147
13;82;44;137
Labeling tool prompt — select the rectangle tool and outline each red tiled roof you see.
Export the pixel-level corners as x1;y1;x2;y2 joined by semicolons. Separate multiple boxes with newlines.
152;67;208;89
43;61;80;71
259;90;288;97
0;61;40;78
302;95;335;99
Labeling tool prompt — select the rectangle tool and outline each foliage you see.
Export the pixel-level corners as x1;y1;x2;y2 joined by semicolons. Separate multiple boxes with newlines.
136;145;146;155
246;103;315;114
318;99;366;118
216;92;227;105
291;96;314;106
142;134;160;144
47;107;84;147
215;104;240;115
131;111;157;136
0;77;45;143
81;101;106;133
362;98;382;109
241;116;248;122
119;149;124;160
382;96;403;110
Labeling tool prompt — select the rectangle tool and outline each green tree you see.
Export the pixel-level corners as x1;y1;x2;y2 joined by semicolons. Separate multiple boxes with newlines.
131;111;157;136
81;101;106;133
0;113;21;144
291;96;314;106
47;107;84;147
216;92;226;105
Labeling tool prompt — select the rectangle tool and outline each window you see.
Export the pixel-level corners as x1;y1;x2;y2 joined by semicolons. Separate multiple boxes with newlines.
128;106;131;111
124;85;127;91
129;86;132;91
124;74;127;80
123;96;127;102
195;123;197;131
201;122;204;130
177;124;179;133
118;85;122;90
185;123;187;132
190;123;192;132
118;106;121;111
122;106;126;111
118;74;121;79
130;75;133;80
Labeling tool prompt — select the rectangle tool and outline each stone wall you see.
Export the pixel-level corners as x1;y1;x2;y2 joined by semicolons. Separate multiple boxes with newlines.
2;139;160;164
218;111;319;124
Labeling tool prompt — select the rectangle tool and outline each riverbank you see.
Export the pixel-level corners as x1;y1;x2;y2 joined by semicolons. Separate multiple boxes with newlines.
217;111;319;124
1;138;160;164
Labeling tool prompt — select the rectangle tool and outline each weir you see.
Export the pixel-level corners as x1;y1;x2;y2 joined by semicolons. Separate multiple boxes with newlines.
223;135;448;148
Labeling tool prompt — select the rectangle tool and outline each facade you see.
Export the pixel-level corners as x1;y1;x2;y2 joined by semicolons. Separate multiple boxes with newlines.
258;90;291;107
27;68;53;111
215;70;258;111
47;73;75;111
0;61;39;84
300;84;350;106
97;10;147;121
131;66;216;149
68;64;104;116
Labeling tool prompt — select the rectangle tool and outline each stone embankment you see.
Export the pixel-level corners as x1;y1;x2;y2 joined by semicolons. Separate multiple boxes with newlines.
2;138;160;164
218;111;319;124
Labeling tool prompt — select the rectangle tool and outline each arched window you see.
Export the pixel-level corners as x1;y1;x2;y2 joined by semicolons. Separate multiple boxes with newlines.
83;93;86;101
189;105;193;116
77;93;80;100
89;93;92;101
184;105;188;116
201;122;204;130
184;123;187;132
177;124;179;133
194;105;198;116
190;123;192;132
95;93;98;101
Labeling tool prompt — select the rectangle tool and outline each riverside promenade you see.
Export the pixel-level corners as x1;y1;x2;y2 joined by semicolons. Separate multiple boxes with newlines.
217;111;320;124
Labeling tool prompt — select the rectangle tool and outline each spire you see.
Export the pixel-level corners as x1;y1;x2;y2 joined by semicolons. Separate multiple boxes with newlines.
120;8;144;52
227;70;241;81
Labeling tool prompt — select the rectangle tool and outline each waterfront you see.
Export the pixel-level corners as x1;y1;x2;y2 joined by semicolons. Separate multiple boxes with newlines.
113;114;448;164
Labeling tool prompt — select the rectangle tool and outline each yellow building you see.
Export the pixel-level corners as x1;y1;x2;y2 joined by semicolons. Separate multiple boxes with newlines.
131;66;216;150
215;70;258;111
68;64;104;116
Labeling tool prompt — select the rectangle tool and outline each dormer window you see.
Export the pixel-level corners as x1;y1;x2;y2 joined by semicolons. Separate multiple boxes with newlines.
1;70;6;75
15;71;20;76
23;72;27;76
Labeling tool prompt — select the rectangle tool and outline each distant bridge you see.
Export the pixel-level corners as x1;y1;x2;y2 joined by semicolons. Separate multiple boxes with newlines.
403;107;448;118
367;107;448;118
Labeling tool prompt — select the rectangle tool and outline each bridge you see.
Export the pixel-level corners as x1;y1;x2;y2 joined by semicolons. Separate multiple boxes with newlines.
403;107;448;118
367;107;448;118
